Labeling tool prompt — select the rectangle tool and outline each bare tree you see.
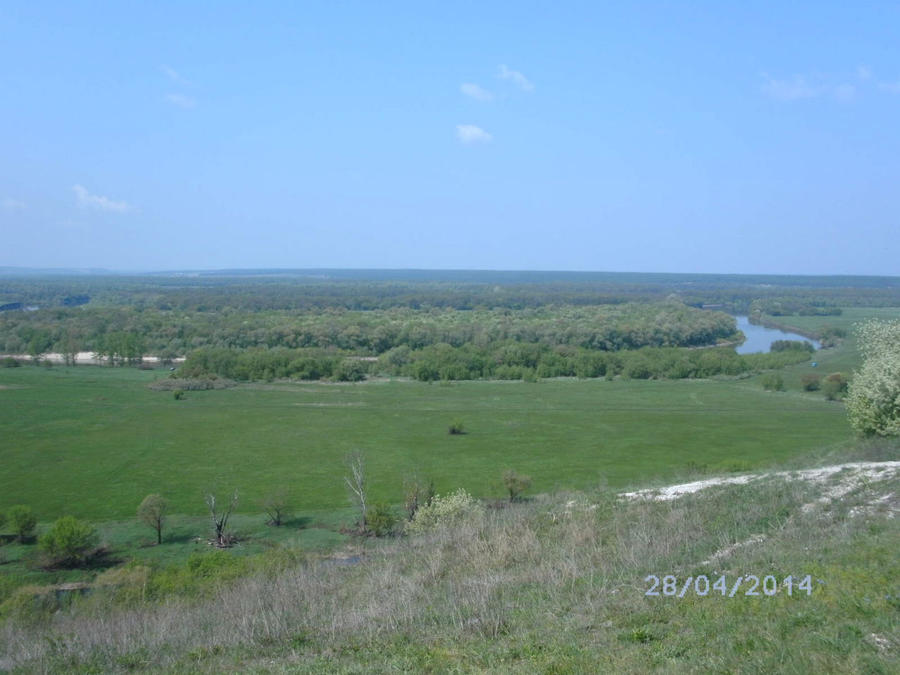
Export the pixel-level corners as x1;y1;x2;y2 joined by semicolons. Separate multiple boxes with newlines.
137;493;168;544
206;490;238;547
344;450;368;529
261;488;291;526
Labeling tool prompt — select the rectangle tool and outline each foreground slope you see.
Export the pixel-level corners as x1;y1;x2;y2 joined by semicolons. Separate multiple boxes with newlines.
2;444;897;673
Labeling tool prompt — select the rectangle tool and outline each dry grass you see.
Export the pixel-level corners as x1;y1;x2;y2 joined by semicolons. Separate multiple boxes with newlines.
1;467;898;673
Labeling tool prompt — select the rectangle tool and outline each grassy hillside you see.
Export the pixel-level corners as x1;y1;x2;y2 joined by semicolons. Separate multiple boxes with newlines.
1;442;896;673
0;365;852;521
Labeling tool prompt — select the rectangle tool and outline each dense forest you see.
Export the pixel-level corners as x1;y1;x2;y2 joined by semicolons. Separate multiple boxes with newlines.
2;271;898;382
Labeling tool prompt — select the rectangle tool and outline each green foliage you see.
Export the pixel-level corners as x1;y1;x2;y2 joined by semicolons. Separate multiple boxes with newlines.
173;389;185;400
367;502;398;536
0;510;5;531
261;489;291;526
38;516;99;567
404;475;435;521
7;505;37;541
761;373;784;391
448;420;466;435
407;489;484;534
800;374;821;391
1;356;20;367
333;358;367;382
822;372;849;400
846;320;900;435
770;339;814;353
137;494;168;544
502;470;532;502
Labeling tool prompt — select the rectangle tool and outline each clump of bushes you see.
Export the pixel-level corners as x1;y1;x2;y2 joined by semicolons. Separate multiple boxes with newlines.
770;340;815;353
823;372;849;400
7;505;37;542
406;489;484;534
1;356;20;368
39;516;99;568
333;358;368;382
448;420;466;435
367;502;398;536
761;373;785;391
800;374;821;391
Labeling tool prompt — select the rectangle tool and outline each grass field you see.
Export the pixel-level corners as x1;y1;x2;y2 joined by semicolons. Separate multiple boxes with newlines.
2;361;852;523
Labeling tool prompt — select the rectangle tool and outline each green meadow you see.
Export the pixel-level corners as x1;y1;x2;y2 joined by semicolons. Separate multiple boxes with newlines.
2;361;852;523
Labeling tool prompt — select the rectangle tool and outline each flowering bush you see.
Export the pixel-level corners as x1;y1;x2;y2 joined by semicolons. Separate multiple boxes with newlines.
406;489;484;534
846;320;900;436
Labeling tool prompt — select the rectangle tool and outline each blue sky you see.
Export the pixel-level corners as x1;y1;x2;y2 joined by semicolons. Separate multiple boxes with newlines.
1;2;899;274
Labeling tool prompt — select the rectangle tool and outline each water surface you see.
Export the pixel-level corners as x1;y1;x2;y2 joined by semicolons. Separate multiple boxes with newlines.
734;316;820;355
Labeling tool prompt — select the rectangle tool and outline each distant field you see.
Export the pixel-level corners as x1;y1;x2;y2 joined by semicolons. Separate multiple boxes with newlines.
0;364;852;521
760;306;900;375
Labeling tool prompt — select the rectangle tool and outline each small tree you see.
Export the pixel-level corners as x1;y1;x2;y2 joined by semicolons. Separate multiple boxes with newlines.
502;470;532;502
39;516;99;567
137;494;168;544
7;505;37;542
404;474;435;521
344;450;368;529
261;488;291;526
206;490;238;547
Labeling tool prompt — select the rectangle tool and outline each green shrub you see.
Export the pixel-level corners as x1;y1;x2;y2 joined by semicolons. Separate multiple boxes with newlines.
770;339;814;353
404;475;435;521
448;420;466;435
407;489;484;534
173;389;185;400
1;356;20;368
822;372;849;400
367;502;398;536
502;470;532;502
39;516;99;567
800;374;821;391
761;373;784;391
334;358;367;382
7;505;37;541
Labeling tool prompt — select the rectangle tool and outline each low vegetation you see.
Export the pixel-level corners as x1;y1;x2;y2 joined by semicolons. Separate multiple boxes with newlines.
0;441;896;672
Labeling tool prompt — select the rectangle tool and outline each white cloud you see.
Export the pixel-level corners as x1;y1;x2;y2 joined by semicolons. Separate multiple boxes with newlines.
760;74;820;101
456;124;492;144
72;185;132;213
498;64;534;92
165;93;197;109
832;83;855;101
2;197;26;211
161;64;191;86
460;82;493;101
760;74;855;102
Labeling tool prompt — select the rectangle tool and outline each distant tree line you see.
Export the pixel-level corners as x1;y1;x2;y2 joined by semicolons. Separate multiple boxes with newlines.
0;302;739;359
179;342;812;383
2;274;899;314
